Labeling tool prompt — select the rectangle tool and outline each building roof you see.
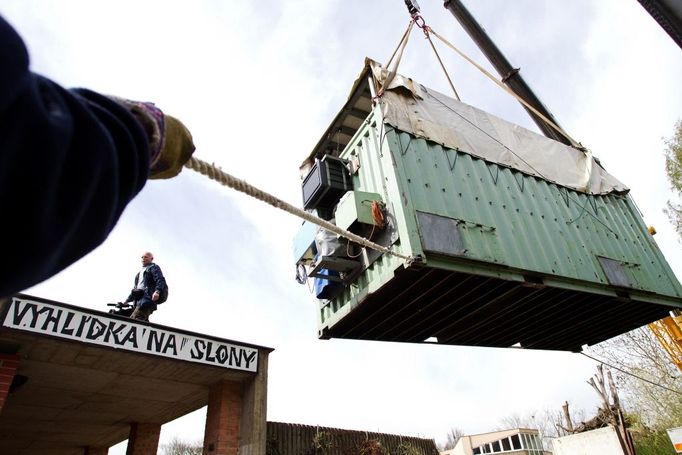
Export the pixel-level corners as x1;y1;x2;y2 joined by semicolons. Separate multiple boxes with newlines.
467;428;539;447
0;294;272;455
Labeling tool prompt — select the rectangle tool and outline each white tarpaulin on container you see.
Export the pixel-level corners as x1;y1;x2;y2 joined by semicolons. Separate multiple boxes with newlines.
367;58;628;195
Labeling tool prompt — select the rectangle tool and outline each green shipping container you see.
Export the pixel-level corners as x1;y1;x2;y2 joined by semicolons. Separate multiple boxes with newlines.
295;59;682;352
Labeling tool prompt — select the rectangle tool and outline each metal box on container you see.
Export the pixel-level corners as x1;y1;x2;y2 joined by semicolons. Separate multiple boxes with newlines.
335;190;383;232
296;58;682;351
302;155;352;213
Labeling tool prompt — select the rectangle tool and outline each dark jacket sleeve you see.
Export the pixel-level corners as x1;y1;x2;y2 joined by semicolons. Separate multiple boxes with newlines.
0;16;150;298
149;265;167;293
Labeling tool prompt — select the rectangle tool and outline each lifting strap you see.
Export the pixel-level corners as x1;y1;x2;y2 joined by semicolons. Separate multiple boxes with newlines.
377;20;414;98
394;1;582;150
423;25;460;101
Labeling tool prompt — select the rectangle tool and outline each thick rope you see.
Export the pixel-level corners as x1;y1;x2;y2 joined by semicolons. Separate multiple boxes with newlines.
184;157;413;262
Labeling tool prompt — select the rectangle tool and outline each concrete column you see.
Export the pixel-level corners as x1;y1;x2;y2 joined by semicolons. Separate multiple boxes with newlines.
203;380;243;455
126;422;161;455
84;447;109;455
238;352;269;455
0;353;19;413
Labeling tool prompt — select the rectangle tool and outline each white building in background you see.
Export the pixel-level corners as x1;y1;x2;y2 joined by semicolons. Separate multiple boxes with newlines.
551;426;627;455
441;428;550;455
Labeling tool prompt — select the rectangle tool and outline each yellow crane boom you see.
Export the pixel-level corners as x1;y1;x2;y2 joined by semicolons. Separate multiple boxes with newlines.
649;312;682;373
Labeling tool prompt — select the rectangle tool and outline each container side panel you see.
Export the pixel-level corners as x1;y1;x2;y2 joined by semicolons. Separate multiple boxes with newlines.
316;125;682;348
391;133;682;300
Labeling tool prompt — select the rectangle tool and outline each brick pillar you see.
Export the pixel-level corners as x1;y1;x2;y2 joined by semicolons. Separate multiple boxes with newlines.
203;380;242;455
126;422;161;455
238;352;269;455
0;353;19;413
84;447;109;455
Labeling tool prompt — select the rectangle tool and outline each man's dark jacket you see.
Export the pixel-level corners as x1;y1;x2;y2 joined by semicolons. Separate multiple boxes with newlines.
126;263;168;307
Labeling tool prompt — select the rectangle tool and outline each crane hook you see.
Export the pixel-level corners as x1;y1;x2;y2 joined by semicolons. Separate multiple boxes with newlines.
403;0;421;18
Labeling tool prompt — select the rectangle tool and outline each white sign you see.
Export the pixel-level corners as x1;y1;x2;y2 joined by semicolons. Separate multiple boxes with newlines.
3;297;258;373
668;426;682;453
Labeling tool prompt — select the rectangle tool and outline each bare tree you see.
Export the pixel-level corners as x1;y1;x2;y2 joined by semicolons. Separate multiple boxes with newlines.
587;327;682;429
439;427;465;451
161;436;203;455
584;365;636;455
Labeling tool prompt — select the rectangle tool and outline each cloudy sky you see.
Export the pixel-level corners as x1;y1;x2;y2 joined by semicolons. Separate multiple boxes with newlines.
2;0;681;452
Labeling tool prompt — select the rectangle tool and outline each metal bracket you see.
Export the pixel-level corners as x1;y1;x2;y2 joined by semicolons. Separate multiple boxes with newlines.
309;256;361;283
405;254;426;270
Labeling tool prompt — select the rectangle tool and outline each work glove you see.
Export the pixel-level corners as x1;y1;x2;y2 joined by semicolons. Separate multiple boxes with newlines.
112;97;195;179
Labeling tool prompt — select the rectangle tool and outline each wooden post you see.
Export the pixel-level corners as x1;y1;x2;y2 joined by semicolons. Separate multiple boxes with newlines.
587;365;636;455
561;401;574;433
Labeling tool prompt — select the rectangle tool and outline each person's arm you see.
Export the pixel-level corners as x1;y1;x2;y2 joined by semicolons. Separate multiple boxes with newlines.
0;16;192;298
150;265;167;294
149;265;166;302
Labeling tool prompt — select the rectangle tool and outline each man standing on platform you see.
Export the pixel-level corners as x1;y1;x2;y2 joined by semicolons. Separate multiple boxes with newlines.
125;251;168;321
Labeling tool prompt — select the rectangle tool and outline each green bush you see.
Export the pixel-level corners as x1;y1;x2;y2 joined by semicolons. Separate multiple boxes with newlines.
633;429;676;455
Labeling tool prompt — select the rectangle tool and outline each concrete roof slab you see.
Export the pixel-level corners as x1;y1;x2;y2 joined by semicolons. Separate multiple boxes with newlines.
0;295;273;455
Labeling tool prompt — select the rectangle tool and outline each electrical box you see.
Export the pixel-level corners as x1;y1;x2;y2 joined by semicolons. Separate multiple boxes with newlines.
301;155;352;212
335;191;383;232
293;221;318;264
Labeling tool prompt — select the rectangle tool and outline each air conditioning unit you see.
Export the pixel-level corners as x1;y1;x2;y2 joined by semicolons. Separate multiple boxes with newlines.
301;155;352;213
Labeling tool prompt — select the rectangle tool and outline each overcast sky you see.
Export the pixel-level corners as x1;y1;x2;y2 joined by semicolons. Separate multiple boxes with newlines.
2;0;681;452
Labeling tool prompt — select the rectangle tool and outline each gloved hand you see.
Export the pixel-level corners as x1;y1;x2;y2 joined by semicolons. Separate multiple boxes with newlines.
151;114;195;179
111;97;195;179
